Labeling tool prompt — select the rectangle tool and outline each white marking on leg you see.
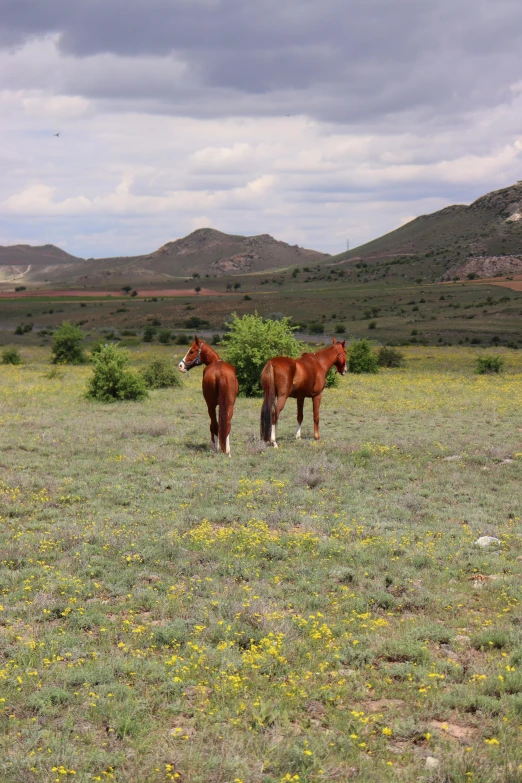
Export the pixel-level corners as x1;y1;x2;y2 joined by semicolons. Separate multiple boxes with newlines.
295;425;301;440
226;435;230;457
271;424;278;447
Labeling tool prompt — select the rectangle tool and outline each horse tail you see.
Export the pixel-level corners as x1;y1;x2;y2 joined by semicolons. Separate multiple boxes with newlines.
218;367;230;454
260;361;276;442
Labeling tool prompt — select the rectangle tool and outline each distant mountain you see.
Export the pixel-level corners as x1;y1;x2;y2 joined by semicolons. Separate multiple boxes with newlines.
0;244;84;283
0;229;329;287
329;181;522;282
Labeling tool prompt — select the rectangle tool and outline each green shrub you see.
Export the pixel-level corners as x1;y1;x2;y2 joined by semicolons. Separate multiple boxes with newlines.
475;354;504;374
158;329;172;345
378;346;404;367
14;324;24;335
2;347;22;365
334;323;346;334
142;325;157;342
86;344;148;402
308;321;324;335
175;333;190;345
348;339;378;374
141;357;182;389
51;322;86;365
325;366;340;388
223;312;301;396
368;320;377;329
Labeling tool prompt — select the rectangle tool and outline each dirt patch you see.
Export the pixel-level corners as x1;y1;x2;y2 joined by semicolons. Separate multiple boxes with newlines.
357;699;405;713
0;287;223;298
430;720;476;742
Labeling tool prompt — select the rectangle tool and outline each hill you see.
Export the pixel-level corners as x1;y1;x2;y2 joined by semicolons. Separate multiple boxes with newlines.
329;181;522;283
0;229;329;288
0;244;84;284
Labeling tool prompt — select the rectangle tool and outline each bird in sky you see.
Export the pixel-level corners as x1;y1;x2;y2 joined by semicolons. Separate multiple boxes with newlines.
54;132;60;137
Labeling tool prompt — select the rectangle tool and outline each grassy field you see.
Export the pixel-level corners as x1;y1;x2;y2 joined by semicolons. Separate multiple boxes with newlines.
1;346;521;783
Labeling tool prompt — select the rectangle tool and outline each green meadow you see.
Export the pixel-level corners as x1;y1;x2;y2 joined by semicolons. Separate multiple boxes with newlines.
0;346;521;783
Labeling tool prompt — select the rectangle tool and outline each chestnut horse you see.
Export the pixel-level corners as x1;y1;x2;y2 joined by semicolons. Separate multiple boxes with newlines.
178;336;238;456
260;338;347;447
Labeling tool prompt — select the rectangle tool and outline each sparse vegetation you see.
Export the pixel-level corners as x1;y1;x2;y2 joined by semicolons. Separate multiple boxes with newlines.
0;345;520;782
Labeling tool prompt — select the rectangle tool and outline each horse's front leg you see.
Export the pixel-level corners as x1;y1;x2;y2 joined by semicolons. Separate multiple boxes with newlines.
296;398;304;439
312;393;323;440
271;395;288;448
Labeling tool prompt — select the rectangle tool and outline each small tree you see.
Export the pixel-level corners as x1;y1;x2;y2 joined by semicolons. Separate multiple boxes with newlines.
476;355;504;374
158;329;172;345
122;286;132;294
51;322;86;364
141;357;182;389
348;339;378;374
233;282;241;290
86;344;148;402
223;313;301;396
2;347;22;365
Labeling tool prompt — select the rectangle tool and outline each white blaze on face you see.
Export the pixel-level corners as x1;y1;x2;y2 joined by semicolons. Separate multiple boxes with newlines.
178;348;190;372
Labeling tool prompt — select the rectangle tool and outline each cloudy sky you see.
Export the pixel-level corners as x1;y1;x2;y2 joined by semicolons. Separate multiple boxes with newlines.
1;0;522;258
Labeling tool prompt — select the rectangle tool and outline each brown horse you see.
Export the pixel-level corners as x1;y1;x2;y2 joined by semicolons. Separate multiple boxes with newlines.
178;336;238;456
260;338;347;447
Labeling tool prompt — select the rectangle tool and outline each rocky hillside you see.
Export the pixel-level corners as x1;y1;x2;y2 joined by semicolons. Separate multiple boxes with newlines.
0;229;328;287
0;244;84;283
329;181;522;282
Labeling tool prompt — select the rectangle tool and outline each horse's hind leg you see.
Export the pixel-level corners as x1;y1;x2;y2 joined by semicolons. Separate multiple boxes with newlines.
206;403;219;451
296;398;304;439
271;395;288;448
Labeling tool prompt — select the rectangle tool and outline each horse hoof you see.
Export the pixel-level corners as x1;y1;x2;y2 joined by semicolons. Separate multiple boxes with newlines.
272;441;278;448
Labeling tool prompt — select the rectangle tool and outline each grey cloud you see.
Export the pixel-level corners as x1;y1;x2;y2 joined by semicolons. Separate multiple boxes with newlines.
1;0;522;124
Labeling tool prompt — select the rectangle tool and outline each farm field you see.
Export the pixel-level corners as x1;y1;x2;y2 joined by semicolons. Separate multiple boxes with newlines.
0;346;521;783
1;275;522;349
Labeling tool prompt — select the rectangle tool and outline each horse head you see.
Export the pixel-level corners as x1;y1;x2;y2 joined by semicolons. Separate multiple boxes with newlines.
332;337;347;375
178;335;204;373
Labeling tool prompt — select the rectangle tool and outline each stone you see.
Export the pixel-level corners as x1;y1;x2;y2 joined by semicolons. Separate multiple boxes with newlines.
474;536;500;547
425;756;440;769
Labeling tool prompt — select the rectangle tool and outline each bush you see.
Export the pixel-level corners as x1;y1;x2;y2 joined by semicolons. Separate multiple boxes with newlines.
86;344;148;402
223;313;301;396
211;334;222;345
334;323;346;334
368;320;377;329
325;366;340;388
2;347;22;365
184;315;210;329
476;355;504;374
158;329;172;345
378;346;404;368
348;339;378;374
175;333;190;345
14;325;24;335
308;321;324;335
141;357;182;389
51;322;86;365
142;325;157;343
